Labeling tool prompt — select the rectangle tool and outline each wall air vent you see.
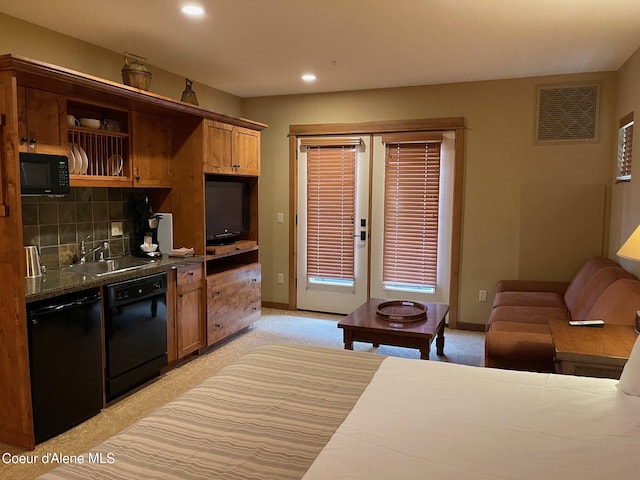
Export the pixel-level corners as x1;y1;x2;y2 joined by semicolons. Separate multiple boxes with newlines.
535;83;600;144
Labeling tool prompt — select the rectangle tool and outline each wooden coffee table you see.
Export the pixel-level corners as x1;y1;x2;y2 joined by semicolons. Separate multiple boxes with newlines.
338;298;449;359
549;318;637;379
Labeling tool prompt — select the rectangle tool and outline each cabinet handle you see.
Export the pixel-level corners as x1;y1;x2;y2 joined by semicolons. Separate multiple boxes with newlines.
179;293;184;297
135;175;141;182
188;272;194;276
215;323;221;328
20;137;37;148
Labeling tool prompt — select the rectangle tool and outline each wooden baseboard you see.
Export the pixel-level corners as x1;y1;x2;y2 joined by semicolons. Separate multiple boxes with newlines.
453;321;486;332
262;301;292;310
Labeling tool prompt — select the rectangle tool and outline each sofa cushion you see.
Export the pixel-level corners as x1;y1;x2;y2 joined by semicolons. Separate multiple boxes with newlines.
583;278;640;324
484;328;555;372
563;256;619;313
568;266;636;320
488;321;550;335
487;305;568;328
495;279;569;295
493;291;565;309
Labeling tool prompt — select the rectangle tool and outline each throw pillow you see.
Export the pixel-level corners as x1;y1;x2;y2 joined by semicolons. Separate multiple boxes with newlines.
619;334;640;396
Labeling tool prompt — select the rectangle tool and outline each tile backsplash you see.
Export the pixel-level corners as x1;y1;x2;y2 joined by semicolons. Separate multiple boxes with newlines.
22;187;143;268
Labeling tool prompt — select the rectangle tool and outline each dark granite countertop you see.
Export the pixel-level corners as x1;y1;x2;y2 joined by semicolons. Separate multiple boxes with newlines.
25;255;204;303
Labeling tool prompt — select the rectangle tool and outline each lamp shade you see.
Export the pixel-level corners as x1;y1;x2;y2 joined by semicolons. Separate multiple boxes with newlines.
617;225;640;261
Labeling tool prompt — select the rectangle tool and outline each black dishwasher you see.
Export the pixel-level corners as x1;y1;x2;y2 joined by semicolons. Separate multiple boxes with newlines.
27;289;103;444
105;272;168;402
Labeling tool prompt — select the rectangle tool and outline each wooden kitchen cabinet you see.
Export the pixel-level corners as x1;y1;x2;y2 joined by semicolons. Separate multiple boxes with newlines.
206;263;261;345
17;86;66;154
176;263;205;358
0;54;266;449
131;111;173;187
203;120;260;175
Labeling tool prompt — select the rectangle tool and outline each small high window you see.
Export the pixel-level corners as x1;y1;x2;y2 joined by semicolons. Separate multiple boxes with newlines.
617;112;634;182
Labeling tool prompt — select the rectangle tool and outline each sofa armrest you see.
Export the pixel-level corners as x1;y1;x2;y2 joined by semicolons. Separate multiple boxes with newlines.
495;280;570;295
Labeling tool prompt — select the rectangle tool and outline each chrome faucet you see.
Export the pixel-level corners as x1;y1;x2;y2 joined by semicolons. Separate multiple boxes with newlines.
79;241;110;263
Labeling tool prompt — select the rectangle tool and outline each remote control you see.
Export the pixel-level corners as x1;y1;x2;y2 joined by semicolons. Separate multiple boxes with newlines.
569;319;605;327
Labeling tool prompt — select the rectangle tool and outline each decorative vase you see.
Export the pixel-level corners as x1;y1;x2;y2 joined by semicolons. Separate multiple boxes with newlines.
121;52;152;91
180;78;199;105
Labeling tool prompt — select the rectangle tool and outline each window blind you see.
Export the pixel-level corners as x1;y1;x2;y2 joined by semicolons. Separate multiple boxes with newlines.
306;145;356;282
617;112;634;182
382;140;441;290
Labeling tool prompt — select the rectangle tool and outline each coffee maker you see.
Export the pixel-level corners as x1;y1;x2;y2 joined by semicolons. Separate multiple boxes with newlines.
131;194;162;258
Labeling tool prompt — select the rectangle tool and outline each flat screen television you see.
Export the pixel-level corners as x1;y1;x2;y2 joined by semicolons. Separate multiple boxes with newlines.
205;180;250;245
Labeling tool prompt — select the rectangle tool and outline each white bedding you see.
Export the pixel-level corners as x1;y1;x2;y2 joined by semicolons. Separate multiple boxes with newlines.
303;357;640;480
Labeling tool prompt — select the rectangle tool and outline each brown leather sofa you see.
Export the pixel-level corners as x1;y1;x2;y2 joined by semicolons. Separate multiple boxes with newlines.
485;256;640;372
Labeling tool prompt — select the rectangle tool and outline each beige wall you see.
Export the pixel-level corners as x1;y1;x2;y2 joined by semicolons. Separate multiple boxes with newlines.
2;12;633;327
0;13;243;117
245;72;618;325
610;46;640;276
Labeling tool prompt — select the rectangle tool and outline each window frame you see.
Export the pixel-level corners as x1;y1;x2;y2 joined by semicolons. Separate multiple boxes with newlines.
616;112;634;183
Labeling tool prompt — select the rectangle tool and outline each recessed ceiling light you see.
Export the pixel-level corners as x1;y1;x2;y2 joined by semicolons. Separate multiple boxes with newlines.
302;73;316;82
182;5;205;16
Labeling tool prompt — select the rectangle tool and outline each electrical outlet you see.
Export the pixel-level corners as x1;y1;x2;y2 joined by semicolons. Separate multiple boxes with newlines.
111;221;123;237
277;273;284;284
277;212;284;223
479;290;488;302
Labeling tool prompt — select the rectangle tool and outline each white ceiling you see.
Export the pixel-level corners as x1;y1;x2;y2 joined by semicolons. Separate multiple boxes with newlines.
1;0;640;98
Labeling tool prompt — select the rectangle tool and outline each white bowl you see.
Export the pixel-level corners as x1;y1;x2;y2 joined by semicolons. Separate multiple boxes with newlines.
79;118;101;129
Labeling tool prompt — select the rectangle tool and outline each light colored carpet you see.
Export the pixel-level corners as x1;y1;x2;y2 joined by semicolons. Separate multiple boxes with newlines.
0;308;485;480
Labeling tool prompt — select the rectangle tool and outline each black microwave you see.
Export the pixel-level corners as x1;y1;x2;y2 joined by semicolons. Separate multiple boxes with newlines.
20;152;70;196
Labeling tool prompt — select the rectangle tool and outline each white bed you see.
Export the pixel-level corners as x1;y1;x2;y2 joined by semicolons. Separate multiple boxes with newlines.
40;342;640;479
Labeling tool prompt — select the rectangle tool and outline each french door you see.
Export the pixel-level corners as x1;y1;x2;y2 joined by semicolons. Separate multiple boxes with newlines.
296;136;370;314
294;128;456;317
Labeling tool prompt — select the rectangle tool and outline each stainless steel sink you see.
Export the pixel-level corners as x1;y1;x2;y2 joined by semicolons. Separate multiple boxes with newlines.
61;258;152;277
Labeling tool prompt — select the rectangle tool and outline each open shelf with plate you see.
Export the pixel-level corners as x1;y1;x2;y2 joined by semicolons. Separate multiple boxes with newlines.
67;100;130;187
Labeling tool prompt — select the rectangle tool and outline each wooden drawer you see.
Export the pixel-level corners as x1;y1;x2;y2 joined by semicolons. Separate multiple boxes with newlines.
206;263;261;345
177;263;203;286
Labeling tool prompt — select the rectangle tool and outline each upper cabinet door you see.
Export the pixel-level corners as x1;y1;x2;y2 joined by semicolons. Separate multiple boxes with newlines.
17;86;66;154
131;111;173;187
203;120;260;176
203;120;233;174
233;127;260;176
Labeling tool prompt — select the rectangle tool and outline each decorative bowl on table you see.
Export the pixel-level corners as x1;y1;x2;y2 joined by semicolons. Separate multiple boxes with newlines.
375;300;427;323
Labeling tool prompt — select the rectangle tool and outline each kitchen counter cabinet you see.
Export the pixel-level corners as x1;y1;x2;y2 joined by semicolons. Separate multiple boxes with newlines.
17;86;66;154
175;263;205;358
206;263;261;345
25;255;204;303
203;120;260;176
